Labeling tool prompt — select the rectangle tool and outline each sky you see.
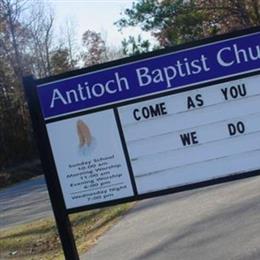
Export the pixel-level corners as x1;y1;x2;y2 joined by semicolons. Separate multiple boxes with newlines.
46;0;154;47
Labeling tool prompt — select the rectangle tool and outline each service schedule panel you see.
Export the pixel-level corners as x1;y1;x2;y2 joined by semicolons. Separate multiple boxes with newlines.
31;28;260;212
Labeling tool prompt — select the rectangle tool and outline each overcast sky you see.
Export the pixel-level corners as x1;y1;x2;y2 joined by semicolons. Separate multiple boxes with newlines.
47;0;153;47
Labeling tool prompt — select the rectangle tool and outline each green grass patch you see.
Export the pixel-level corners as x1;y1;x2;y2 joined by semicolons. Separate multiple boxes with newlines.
0;203;134;259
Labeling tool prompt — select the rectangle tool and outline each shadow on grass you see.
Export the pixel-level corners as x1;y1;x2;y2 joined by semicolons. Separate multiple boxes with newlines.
0;221;57;241
0;203;132;260
70;209;101;226
76;205;130;236
1;206;123;241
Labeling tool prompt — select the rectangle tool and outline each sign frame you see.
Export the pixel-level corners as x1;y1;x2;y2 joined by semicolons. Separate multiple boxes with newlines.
23;26;260;259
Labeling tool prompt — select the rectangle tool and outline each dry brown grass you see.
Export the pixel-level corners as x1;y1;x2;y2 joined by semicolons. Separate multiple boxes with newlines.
0;203;134;260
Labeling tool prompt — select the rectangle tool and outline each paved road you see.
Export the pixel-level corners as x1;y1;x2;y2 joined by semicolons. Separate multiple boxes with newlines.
0;176;52;229
82;176;260;260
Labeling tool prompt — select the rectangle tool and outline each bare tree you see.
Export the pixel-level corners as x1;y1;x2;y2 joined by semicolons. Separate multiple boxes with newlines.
0;0;42;168
64;17;78;69
29;3;54;77
0;0;30;83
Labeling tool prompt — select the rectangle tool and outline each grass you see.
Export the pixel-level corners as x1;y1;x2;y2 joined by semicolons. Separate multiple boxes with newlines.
0;203;134;260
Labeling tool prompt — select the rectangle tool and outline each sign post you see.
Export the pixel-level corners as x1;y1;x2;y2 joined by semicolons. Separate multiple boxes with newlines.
23;77;80;260
24;27;260;259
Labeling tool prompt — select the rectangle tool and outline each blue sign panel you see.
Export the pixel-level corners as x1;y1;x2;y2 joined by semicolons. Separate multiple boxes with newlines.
37;31;260;119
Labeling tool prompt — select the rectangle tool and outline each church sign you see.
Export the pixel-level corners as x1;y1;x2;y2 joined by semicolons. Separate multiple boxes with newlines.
24;27;260;260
